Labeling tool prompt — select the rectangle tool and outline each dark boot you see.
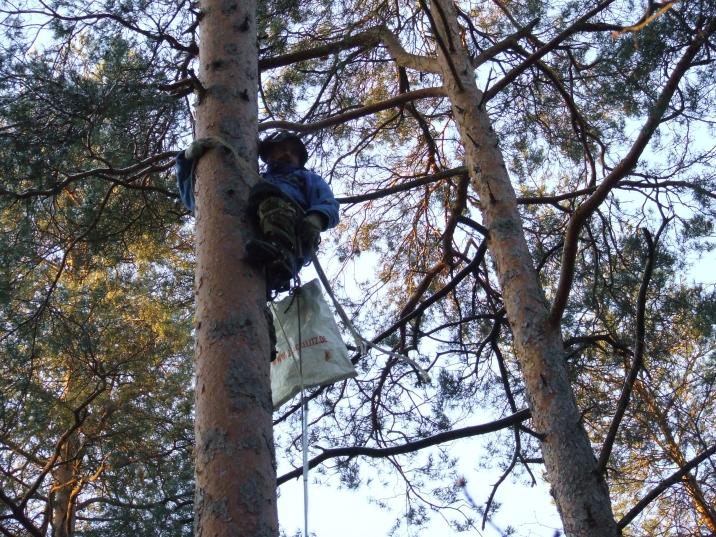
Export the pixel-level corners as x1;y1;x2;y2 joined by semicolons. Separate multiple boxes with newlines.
246;237;286;265
246;237;298;291
264;305;277;361
246;194;303;292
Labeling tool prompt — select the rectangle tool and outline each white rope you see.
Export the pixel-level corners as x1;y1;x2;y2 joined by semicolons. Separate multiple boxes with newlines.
269;291;310;537
312;257;431;384
187;136;265;185
296;289;309;537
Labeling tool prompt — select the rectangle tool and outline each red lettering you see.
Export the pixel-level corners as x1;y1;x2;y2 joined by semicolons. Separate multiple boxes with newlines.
273;335;331;365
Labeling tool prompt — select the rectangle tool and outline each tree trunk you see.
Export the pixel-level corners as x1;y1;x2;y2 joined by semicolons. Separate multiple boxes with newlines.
428;0;618;535
51;433;79;537
637;382;716;531
51;370;82;537
193;1;278;536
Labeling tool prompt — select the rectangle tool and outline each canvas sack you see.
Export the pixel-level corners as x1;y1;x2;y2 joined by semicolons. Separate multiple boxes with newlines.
270;279;356;409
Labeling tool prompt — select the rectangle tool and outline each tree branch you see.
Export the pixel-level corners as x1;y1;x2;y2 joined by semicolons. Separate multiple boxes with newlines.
260;25;440;73
19;382;107;510
549;18;716;326
0;6;193;53
612;1;678;37
470;18;540;69
277;409;530;485
373;239;489;346
339;174;715;207
0;489;42;537
618;444;716;529
336;167;467;204
0;152;176;200
259;87;446;133
597;226;660;472
483;0;619;102
75;491;193;511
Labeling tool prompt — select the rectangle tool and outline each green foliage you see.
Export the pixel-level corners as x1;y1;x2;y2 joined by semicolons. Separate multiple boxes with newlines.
0;5;194;534
0;0;715;535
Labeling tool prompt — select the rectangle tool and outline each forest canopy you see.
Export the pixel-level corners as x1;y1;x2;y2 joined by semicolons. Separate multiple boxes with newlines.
0;0;714;535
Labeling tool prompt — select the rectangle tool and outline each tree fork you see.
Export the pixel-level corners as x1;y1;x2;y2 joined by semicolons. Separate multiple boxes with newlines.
428;0;619;534
193;1;278;536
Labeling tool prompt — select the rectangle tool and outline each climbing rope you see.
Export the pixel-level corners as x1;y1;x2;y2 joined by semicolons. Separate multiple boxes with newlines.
312;256;431;384
296;288;309;537
185;136;265;185
270;282;310;537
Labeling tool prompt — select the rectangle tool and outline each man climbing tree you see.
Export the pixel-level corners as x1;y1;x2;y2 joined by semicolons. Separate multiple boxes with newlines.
176;131;339;293
249;132;339;292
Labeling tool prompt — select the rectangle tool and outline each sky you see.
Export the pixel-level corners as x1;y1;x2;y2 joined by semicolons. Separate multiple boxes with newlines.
269;132;716;537
272;261;565;537
6;5;713;534
276;428;563;537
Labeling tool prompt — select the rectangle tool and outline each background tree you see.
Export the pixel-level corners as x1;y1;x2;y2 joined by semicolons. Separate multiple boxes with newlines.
0;0;714;535
0;14;195;536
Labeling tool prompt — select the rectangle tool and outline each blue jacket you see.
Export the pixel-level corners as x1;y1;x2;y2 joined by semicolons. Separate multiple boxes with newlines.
175;152;339;229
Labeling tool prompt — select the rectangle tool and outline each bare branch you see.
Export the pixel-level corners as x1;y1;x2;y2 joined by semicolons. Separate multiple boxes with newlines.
549;18;716;326
612;1;678;37
277;409;531;485
259;87;446;133
618;444;716;529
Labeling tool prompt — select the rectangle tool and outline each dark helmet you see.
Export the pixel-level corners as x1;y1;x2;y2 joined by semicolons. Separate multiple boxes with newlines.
258;131;308;167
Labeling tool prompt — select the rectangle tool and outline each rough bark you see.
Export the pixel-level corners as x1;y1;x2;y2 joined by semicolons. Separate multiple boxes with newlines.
51;433;79;537
636;382;716;531
193;1;278;536
428;0;619;535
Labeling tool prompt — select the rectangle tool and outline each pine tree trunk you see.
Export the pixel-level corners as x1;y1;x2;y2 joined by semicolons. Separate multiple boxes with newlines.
52;371;81;537
51;433;79;537
637;383;716;531
428;0;618;534
193;1;278;536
